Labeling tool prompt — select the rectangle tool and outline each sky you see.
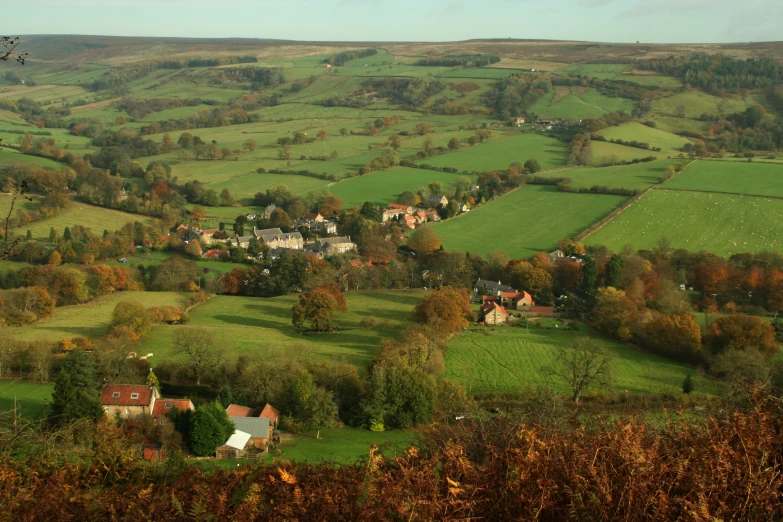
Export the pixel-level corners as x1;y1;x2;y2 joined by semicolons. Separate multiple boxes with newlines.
8;0;783;44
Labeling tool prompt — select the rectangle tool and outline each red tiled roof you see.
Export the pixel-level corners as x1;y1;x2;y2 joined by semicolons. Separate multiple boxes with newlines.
152;399;194;418
259;403;280;422
481;295;498;302
101;385;153;406
500;291;522;299
226;404;257;417
387;203;409;210
481;302;508;316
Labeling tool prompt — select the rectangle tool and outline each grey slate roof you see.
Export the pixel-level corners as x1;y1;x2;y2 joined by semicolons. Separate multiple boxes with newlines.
474;279;515;294
229;416;271;439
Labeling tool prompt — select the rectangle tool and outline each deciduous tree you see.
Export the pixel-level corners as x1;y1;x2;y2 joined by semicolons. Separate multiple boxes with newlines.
173;327;223;385
543;336;613;403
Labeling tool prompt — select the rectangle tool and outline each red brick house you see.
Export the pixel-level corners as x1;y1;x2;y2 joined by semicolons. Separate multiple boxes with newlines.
260;403;281;430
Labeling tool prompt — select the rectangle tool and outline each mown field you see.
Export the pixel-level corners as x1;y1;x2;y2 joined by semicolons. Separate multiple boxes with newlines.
418;133;567;173
536;159;675;190
666;160;783;197
597;122;691;151
133;291;427;375
554;64;630;80
9;292;190;343
0;379;53;419
431;185;627;258
0;148;64;169
585;189;783;255
329;166;473;207
263;427;414;464
650;91;749;119
444;326;721;395
589;141;666;165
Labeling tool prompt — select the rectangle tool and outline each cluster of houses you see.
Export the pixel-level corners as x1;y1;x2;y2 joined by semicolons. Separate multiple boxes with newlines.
100;383;281;460
380;193;455;229
473;279;555;325
178;207;357;261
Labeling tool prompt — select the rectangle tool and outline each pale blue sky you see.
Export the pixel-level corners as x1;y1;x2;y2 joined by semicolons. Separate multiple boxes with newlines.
9;0;783;44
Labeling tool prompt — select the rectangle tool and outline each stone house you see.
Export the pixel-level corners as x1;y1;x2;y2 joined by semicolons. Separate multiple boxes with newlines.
100;384;159;419
228;235;254;249
253;227;304;250
473;279;516;298
317;236;356;256
500;291;535;311
426;194;448;208
263;204;277;220
152;399;195;424
480;302;508;325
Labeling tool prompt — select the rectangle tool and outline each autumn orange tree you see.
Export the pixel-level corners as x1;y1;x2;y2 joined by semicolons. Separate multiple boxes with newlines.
412;286;473;339
707;313;779;355
406;226;441;256
292;284;347;332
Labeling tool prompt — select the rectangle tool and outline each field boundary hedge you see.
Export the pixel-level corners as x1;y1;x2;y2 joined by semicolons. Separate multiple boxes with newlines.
657;186;783;201
573;188;652;242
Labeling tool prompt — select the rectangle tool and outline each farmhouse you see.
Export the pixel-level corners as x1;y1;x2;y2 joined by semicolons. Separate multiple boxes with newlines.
515;117;526;126
304;212;325;222
229;416;272;449
152;399;195;424
381;204;413;222
199;229;218;244
426;194;449;208
480;302;508;325
314;236;357;257
500;291;535;311
260;403;281;430
216;430;251;459
263;204;277;220
228;235;254;249
403;215;417;229
100;384;159;419
253;227;304;250
473;279;516;298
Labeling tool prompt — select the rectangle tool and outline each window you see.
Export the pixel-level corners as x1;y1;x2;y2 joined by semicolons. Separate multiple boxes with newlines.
164;402;172;407
130;393;139;399
112;392;120;398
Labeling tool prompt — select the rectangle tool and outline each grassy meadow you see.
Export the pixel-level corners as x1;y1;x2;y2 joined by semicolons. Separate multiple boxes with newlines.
431;185;627;258
528;88;636;119
9;292;190;344
8;201;155;240
666;160;783;197
585;189;783;255
133;291;427;375
535;159;675;190
0;380;53;419
418;133;567;172
444;326;720;395
329;166;473;207
597;122;691;151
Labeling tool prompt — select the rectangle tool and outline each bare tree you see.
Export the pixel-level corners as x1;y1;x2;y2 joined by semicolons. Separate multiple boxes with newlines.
2;180;37;260
0;37;26;64
173;328;223;385
542;337;613;403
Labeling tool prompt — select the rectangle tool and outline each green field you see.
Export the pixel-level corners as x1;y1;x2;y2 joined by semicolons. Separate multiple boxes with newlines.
9;291;190;343
585;189;783;255
554;64;630;80
0;380;53;419
329;166;473;207
431;184;626;258
208;172;330;203
445;326;720;395
598;122;691;151
265;427;414;464
7;201;155;240
528;88;636;119
417;133;567;173
0;148;65;170
536;159;675;190
589;141;665;165
133;291;427;374
666;160;783;197
650;91;749;119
